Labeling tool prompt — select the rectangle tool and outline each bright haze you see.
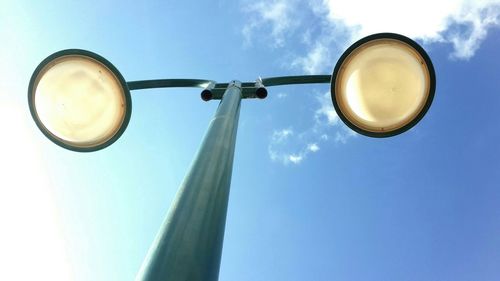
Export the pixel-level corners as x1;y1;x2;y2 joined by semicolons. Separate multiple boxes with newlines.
1;0;500;280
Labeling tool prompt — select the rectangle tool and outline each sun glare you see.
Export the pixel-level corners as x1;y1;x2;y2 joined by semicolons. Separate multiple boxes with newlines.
0;101;73;280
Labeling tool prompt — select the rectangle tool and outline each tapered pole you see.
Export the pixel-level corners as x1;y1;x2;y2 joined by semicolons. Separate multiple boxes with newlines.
136;81;242;281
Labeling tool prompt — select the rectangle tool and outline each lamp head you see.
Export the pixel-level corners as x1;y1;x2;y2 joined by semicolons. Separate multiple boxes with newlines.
331;33;436;137
28;49;132;152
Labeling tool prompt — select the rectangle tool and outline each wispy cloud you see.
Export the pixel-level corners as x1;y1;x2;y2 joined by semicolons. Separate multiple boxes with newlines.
271;128;293;144
314;91;357;144
320;0;500;60
267;92;357;165
268;134;322;165
244;0;500;165
276;92;288;99
291;43;330;75
242;0;298;47
243;0;500;65
314;91;338;126
445;3;500;59
308;143;320;152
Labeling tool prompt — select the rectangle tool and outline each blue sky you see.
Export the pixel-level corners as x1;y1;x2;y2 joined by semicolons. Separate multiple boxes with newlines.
1;0;500;280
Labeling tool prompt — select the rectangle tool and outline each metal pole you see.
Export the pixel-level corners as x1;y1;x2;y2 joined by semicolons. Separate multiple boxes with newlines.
135;81;243;281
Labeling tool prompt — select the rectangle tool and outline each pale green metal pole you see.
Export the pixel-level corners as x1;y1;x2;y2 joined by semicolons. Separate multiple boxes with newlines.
135;81;243;281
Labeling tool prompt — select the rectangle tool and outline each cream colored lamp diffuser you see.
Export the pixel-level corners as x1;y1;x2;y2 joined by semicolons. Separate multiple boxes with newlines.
331;33;435;137
28;49;132;152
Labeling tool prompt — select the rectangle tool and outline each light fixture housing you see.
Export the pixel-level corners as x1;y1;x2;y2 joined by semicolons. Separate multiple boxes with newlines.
331;33;436;137
28;49;132;152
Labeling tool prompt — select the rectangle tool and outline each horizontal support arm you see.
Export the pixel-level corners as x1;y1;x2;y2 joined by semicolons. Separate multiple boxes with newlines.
126;75;332;99
262;75;332;87
127;79;215;90
215;75;332;89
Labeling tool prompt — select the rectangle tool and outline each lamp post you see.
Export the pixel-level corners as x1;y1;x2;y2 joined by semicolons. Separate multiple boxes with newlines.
28;33;435;281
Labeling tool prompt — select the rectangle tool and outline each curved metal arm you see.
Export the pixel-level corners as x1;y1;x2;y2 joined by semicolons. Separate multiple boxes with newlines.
215;75;332;99
126;75;332;100
261;75;331;87
127;79;215;90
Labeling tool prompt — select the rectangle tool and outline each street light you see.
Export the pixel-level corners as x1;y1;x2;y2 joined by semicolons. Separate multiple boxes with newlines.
331;33;435;137
28;33;435;281
28;49;132;152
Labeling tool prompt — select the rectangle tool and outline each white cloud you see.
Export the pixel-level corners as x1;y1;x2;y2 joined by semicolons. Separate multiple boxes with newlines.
314;91;356;144
246;0;500;165
268;128;299;165
271;128;293;143
314;91;339;126
288;154;303;164
242;0;298;47
321;0;500;60
269;142;319;165
292;43;331;74
276;92;288;99
243;0;500;65
267;92;356;165
335;128;357;144
308;143;320;152
445;3;500;59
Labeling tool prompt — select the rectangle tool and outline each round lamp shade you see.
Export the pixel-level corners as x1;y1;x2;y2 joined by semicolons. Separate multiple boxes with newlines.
331;33;435;137
28;49;132;152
